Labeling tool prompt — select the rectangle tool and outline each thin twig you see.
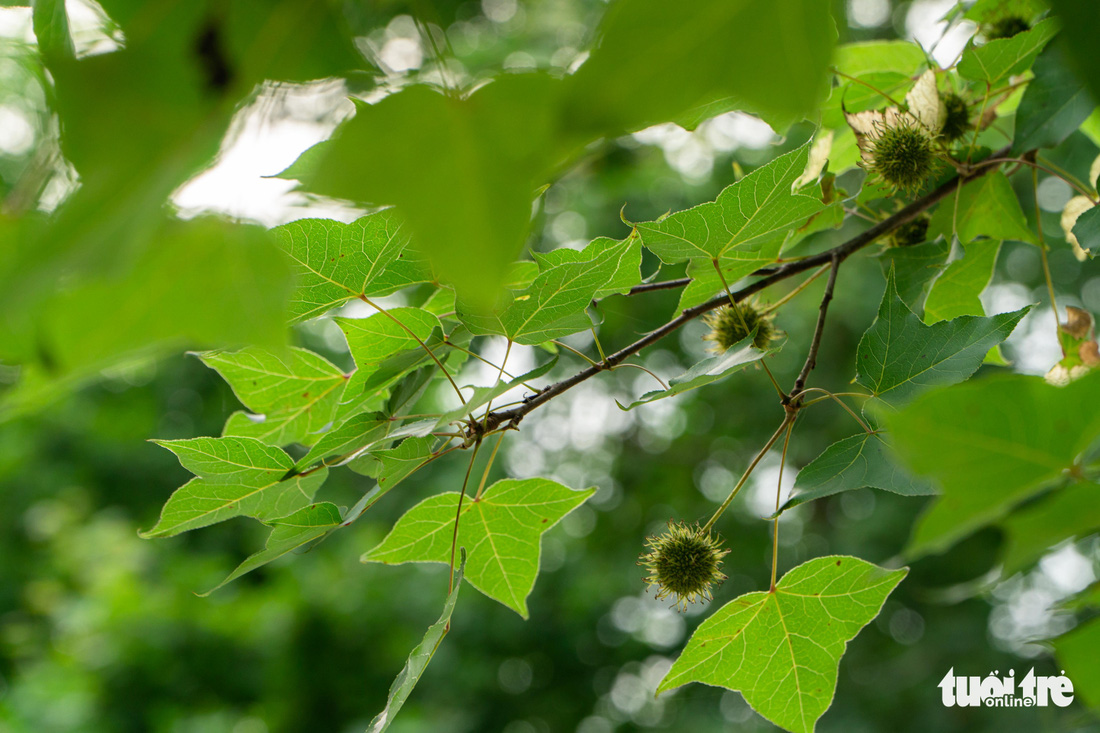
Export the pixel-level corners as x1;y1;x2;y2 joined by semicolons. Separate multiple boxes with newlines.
625;277;692;295
790;256;840;399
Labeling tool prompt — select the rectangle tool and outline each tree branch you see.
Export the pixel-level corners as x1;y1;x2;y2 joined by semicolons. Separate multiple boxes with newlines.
481;148;1011;433
625;277;692;295
790;255;839;400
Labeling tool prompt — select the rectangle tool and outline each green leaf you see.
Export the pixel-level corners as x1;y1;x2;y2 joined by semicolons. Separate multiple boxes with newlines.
274;213;429;323
1050;0;1100;103
964;0;1046;24
923;240;1001;324
1053;617;1100;712
3;218;291;380
456;247;632;345
779;432;936;513
295;412;391;470
1001;481;1100;573
284;76;568;309
820;72;912;130
657;556;907;733
637;143;826;263
532;237;642;299
221;0;367;85
854;271;1029;407
875;240;950;311
200;347;348;447
367;550;465;733
832;40;927;77
337;329;470;421
31;0;73;60
619;336;778;410
1073;205;1100;257
563;0;835;134
434;356;558;428
1011;44;1097;155
142;437;328;538
928;172;1036;245
364;478;595;618
957;17;1059;86
337;308;442;393
890;372;1100;558
674;246;786;313
352;437;435;491
202;502;343;595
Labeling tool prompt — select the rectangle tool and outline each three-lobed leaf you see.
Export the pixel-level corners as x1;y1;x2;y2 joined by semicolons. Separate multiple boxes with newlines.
855;271;1029;407
532;236;643;299
780;432;936;514
201;347;348;447
202;501;343;595
143;436;328;537
658;556;907;733
956;17;1058;86
274;212;428;323
337;307;442;393
363;478;595;618
637;143;825;264
456;240;635;345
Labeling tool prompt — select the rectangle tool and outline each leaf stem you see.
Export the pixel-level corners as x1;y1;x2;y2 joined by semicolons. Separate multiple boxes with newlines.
1031;166;1060;332
831;68;906;108
701;415;792;534
474;431;507;501
798;388;873;433
612;362;668;390
712;258;785;400
449;440;482;597
760;265;830;315
770;419;795;592
553;339;601;367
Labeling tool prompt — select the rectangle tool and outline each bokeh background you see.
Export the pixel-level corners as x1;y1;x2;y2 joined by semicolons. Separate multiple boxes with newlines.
1;0;1099;731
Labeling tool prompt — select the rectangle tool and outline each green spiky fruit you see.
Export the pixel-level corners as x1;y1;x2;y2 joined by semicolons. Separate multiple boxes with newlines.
940;93;971;143
703;299;776;351
867;119;938;193
892;215;931;247
988;15;1029;39
639;520;729;611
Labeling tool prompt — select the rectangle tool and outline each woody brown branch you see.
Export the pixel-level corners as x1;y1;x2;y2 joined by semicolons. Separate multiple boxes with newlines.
479;145;1013;434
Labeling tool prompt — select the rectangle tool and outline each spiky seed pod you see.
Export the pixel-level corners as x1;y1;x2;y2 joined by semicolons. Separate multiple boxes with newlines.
703;298;777;352
639;520;729;612
988;15;1030;40
940;93;971;143
865;115;938;193
891;215;931;247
